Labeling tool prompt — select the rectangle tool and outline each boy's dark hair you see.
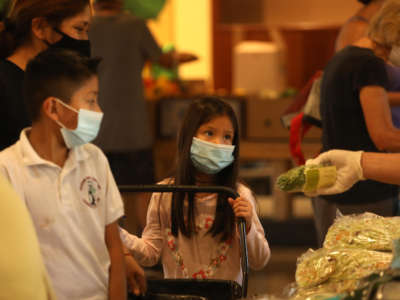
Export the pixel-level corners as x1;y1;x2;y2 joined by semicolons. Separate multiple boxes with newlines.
24;48;101;122
170;97;240;242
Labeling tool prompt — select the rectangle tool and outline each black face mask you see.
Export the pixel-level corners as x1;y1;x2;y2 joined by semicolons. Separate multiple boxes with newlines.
50;28;91;57
357;0;372;4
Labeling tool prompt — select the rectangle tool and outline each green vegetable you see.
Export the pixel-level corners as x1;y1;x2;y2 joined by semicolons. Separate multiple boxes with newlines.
276;164;336;193
276;165;306;192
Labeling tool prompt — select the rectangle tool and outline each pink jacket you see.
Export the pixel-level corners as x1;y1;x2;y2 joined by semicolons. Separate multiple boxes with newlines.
120;181;271;283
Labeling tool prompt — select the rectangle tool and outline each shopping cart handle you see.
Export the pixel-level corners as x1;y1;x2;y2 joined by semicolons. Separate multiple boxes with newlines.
119;184;249;298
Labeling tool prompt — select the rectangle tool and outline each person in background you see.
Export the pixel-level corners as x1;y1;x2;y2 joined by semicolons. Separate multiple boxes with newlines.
312;0;388;247
312;0;400;247
0;48;128;300
89;0;196;234
335;0;400;123
121;97;270;282
0;0;92;151
335;0;385;52
0;174;56;300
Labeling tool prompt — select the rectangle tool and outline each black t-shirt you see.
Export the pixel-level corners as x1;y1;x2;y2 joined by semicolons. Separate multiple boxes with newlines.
0;59;30;150
320;46;397;205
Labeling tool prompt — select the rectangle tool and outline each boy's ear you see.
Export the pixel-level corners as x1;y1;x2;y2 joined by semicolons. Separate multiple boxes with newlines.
42;97;60;122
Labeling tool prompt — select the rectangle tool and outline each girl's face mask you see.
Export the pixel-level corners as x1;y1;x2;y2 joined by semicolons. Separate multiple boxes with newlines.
190;137;235;174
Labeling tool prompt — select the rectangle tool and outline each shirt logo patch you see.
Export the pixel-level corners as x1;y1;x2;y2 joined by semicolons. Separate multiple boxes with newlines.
80;176;101;207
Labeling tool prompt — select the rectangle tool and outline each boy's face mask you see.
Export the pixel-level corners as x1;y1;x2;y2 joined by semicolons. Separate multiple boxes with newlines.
190;137;235;175
54;98;103;149
50;28;91;57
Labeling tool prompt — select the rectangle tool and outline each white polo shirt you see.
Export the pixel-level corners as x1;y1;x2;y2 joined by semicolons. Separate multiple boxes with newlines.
0;129;124;300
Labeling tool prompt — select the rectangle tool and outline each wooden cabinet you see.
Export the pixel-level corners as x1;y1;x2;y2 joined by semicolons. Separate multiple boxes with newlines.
212;0;340;92
246;97;321;140
279;24;339;89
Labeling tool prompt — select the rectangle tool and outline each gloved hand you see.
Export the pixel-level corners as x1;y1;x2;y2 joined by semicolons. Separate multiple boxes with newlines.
305;150;365;195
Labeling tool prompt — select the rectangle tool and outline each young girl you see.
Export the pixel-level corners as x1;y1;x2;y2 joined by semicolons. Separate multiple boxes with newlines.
120;97;270;283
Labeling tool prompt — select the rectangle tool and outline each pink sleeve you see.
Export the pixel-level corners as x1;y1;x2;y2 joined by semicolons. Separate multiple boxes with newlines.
239;185;271;270
120;192;166;267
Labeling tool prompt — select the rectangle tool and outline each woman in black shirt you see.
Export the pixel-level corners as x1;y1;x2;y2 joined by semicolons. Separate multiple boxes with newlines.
0;0;91;150
313;0;400;246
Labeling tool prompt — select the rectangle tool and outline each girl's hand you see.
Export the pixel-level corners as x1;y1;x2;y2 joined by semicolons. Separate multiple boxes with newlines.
228;196;253;233
125;252;147;296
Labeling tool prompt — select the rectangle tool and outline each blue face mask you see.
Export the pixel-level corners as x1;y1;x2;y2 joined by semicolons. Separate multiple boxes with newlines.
54;99;103;149
190;137;235;175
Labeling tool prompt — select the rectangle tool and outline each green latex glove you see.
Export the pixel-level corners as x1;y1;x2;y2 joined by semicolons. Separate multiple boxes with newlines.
124;0;166;19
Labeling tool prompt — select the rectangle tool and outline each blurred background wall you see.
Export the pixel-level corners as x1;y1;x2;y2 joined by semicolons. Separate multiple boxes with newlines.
148;0;362;87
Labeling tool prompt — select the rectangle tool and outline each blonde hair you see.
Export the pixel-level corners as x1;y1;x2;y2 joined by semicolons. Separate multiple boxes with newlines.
368;0;400;48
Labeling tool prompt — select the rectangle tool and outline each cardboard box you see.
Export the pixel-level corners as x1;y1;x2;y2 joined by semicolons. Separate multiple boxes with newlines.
246;97;321;141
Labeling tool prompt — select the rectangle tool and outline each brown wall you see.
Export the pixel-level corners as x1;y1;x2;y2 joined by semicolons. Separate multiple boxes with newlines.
264;1;361;26
212;0;361;91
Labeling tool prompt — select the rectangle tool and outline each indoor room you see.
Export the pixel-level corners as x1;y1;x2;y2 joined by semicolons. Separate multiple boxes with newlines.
2;1;400;300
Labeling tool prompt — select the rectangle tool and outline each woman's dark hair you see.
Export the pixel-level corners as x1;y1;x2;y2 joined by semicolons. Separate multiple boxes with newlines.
0;0;90;58
170;97;240;242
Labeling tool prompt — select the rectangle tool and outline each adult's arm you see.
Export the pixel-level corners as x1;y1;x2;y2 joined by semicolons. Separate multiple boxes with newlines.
306;149;400;195
388;92;400;106
362;152;400;185
360;86;400;151
138;20;197;68
157;52;198;69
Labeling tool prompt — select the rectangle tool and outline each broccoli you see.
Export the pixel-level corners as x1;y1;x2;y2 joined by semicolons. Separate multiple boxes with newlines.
276;165;306;192
276;164;336;193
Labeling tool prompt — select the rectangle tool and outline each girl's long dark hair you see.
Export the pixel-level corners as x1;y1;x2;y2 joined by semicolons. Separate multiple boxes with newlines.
171;97;240;242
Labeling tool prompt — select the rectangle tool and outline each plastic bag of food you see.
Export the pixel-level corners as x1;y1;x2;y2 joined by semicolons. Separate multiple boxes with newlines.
384;217;400;240
292;281;352;300
286;279;354;300
323;213;400;251
276;164;336;193
295;247;392;289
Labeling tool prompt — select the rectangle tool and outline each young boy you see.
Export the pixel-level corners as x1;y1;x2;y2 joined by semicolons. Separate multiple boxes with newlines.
0;49;126;300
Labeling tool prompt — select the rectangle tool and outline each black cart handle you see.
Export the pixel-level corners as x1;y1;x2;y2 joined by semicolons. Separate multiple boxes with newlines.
119;184;249;298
